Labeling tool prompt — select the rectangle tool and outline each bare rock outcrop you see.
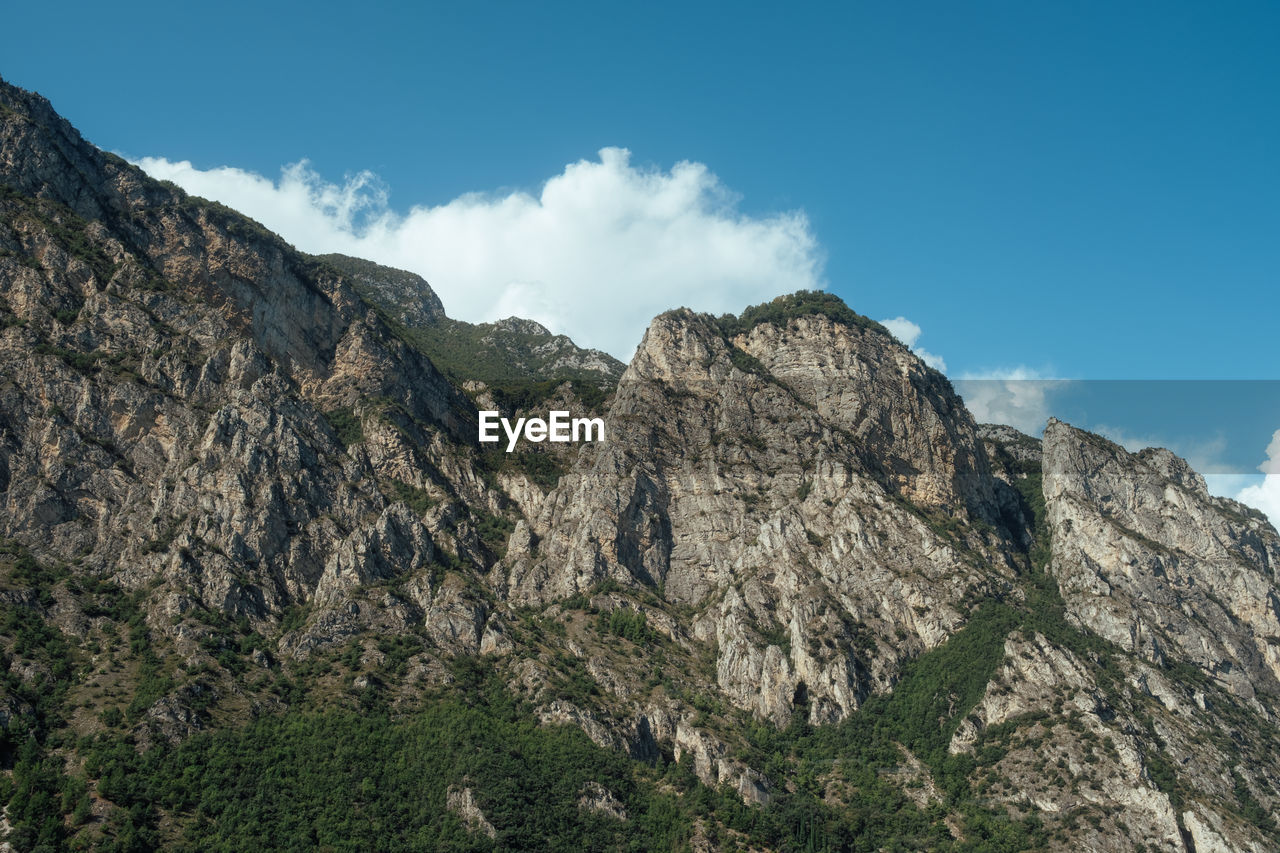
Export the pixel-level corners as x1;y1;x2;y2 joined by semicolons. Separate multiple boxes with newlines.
506;307;1021;728
446;786;497;839
1043;419;1280;699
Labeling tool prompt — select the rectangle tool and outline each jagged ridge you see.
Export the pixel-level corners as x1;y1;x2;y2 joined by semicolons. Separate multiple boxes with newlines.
318;252;624;387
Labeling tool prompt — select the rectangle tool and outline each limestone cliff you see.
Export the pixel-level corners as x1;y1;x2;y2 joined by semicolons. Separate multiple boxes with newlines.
507;307;1022;730
0;78;503;667
1044;419;1280;700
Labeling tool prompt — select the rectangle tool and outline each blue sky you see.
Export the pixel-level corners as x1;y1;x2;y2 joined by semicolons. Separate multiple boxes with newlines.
4;2;1278;512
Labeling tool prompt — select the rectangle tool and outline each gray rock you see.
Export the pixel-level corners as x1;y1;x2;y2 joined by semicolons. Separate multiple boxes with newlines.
1043;419;1280;699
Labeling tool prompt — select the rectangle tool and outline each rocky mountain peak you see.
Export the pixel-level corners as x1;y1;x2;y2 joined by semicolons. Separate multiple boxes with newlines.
1044;418;1280;699
315;252;446;327
734;308;999;520
506;300;1026;732
622;308;725;384
491;316;552;336
1;80;128;221
318;252;624;386
622;301;1011;533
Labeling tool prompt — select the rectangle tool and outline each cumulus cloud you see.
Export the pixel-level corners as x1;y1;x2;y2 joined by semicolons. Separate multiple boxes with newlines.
952;368;1066;434
135;149;823;359
1235;429;1280;528
879;316;947;372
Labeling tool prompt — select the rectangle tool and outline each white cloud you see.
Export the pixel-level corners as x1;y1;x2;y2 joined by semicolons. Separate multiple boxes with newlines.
135;149;823;359
1235;429;1280;529
881;316;922;348
879;316;947;372
952;368;1066;434
1257;429;1280;476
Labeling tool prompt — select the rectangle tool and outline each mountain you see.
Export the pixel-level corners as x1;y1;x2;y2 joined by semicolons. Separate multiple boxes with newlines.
315;252;624;387
2;76;1279;852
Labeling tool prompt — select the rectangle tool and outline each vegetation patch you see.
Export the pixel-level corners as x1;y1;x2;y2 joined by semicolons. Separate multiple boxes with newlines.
485;377;611;414
506;450;567;490
601;607;654;646
323;407;364;447
77;664;717;851
474;509;515;552
726;346;767;376
386;479;435;514
35;342;100;373
717;290;891;340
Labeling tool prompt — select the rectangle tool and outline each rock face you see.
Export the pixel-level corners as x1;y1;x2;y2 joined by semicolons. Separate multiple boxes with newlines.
735;314;1000;520
506;307;1025;729
314;253;447;328
950;631;1187;851
446;786;497;839
577;781;628;821
947;626;1280;852
0;78;498;658
1044;419;1280;700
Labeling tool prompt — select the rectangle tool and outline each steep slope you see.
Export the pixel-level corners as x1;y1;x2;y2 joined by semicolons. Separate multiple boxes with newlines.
730;304;1003;522
0;78;536;714
506;304;1025;733
1044;419;1280;700
941;424;1280;852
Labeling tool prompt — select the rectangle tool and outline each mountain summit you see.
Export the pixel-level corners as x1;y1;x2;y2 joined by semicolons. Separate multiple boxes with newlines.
315;252;623;386
2;77;1279;851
